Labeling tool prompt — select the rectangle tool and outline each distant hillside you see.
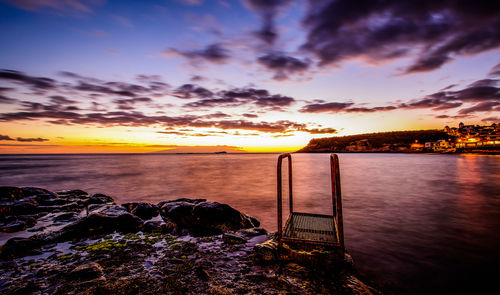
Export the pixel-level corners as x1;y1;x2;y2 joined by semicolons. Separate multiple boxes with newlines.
297;130;449;152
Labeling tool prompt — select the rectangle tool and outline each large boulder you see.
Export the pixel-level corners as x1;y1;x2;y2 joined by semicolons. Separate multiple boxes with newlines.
122;202;158;220
159;199;260;236
59;205;143;240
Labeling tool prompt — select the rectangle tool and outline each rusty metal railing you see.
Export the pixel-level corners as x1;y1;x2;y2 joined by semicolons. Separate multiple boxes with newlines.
277;153;345;256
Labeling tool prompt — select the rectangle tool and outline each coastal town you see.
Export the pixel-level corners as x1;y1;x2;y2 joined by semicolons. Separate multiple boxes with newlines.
298;122;500;154
412;122;500;153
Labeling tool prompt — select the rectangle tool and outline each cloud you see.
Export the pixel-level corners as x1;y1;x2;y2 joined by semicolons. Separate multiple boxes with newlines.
299;102;354;113
243;0;292;45
0;134;49;142
458;101;500;114
1;0;102;14
299;127;338;134
481;116;499;123
257;52;311;80
0;134;14;141
113;97;153;110
0;69;55;90
489;61;500;76
15;137;50;142
182;87;295;109
301;0;500;73
163;43;231;64
172;84;214;99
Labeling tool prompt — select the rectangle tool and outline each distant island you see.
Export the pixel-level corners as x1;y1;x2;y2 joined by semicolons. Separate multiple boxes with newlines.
298;122;500;154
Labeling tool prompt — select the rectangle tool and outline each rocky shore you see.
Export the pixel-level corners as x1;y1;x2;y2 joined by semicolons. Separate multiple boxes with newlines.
1;186;379;294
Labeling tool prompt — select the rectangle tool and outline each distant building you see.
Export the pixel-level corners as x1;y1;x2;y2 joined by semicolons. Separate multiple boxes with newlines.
446;122;500;149
346;139;370;151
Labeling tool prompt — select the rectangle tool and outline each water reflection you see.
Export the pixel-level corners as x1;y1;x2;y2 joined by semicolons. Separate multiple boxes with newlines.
0;153;499;294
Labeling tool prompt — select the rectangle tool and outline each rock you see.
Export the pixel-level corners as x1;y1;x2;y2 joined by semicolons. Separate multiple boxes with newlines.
53;212;78;222
57;189;88;196
0;186;24;201
191;202;259;235
0;237;44;258
59;205;143;240
195;266;211;280
0;215;37;233
142;220;171;233
87;193;115;205
122;202;158;220
69;262;104;281
223;232;247;244
0;199;38;216
22;187;56;198
237;228;268;238
157;198;206;208
160;201;196;227
159;200;260;236
253;238;278;263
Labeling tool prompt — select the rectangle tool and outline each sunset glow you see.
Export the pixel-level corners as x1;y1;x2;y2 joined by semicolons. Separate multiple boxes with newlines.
1;0;499;153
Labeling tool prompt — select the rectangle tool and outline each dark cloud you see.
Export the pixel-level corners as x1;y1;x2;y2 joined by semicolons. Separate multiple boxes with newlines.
301;0;500;73
0;94;17;104
15;137;49;142
458;101;500;114
257;52;311;80
0;134;14;141
243;0;292;45
184;87;295;109
489;62;500;76
114;97;153;110
0;69;55;90
299;127;338;134
172;84;213;99
299;102;354;113
184;97;242;108
0;134;49;142
481;116;499;123
242;113;258;118
165;43;230;64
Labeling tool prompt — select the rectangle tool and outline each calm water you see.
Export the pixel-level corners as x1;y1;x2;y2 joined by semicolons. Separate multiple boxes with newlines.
1;153;499;294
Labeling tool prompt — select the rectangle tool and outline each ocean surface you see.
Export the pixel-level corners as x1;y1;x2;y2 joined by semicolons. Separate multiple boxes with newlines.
1;153;499;294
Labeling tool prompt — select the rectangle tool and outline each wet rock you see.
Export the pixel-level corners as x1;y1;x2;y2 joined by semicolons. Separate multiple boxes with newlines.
191;201;259;234
59;205;143;240
253;238;278;263
142;220;170;233
22;187;56;198
122;202;158;220
237;228;268;238
223;232;247;244
0;186;24;201
0;237;44;258
157;198;206;208
57;189;88;196
87;193;115;205
69;262;104;281
195;266;211;280
53;212;79;222
160;201;196;227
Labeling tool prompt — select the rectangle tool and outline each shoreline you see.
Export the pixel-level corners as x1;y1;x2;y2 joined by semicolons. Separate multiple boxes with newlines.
0;186;380;294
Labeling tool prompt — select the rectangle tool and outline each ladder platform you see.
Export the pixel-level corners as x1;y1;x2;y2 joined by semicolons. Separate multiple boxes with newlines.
277;153;344;254
283;212;338;244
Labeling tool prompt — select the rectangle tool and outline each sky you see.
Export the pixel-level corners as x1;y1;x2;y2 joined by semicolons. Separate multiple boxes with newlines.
0;0;499;153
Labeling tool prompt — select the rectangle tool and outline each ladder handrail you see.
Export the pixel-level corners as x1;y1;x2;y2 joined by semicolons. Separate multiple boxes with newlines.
277;153;344;256
277;153;292;237
331;154;344;255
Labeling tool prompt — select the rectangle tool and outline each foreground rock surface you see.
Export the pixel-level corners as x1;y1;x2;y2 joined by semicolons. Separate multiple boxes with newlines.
0;186;380;294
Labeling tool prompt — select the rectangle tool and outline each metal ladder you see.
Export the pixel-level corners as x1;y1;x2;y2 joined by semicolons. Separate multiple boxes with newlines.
277;153;344;256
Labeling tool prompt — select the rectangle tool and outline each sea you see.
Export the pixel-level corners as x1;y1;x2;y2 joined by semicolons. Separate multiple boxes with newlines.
1;153;499;294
